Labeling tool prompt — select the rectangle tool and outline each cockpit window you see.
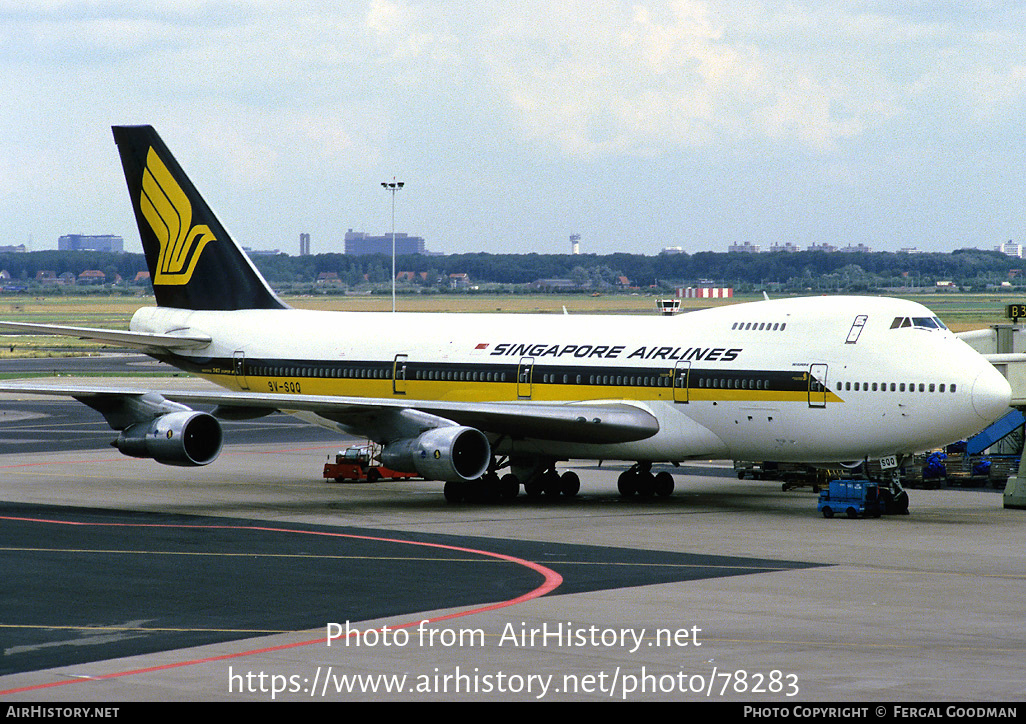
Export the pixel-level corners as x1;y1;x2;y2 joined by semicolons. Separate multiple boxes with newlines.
892;316;947;331
912;317;949;330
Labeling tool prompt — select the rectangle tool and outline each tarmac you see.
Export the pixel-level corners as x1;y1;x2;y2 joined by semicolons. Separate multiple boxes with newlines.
0;376;1024;702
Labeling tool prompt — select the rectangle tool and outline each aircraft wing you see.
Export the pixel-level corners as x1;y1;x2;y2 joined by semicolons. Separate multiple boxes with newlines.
0;321;210;351
0;383;660;445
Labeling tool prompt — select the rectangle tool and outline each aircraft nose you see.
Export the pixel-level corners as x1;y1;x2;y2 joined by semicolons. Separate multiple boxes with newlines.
971;364;1012;423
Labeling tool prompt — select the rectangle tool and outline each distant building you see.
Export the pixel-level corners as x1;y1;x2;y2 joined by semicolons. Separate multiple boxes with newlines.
769;242;801;253
728;242;760;253
0;244;26;253
77;269;106;284
58;234;123;252
840;243;872;253
997;241;1023;258
660;246;684;255
675;287;733;299
808;243;837;253
396;271;428;282
530;278;577;291
299;233;311;256
570;234;581;255
345;229;426;256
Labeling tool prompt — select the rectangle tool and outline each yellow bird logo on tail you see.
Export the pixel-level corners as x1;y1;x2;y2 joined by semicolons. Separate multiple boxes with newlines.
140;147;215;285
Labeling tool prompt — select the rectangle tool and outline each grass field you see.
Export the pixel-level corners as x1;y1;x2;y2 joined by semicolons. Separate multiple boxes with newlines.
0;291;1015;358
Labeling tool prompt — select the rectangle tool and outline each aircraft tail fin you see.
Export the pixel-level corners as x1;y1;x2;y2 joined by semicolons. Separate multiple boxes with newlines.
112;125;287;311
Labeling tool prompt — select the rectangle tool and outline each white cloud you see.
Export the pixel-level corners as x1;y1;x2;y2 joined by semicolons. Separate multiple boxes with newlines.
1;1;1025;253
473;1;885;156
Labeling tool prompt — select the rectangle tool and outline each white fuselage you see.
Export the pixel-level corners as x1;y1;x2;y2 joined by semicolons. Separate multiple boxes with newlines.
130;295;1011;465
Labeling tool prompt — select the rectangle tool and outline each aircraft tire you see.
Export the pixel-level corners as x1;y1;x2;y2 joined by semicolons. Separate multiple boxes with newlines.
464;480;491;503
480;472;502;502
635;472;656;498
443;481;465;504
560;471;581;497
617;470;637;497
654;471;674;497
500;473;520;500
542;469;562;497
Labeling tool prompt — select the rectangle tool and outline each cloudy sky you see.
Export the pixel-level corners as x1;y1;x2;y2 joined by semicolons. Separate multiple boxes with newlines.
1;1;1024;256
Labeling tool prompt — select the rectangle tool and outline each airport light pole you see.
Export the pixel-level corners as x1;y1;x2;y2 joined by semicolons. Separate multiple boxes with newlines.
381;180;404;313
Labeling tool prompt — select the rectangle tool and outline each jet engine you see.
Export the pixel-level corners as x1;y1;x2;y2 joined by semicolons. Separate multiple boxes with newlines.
380;426;491;482
115;410;223;467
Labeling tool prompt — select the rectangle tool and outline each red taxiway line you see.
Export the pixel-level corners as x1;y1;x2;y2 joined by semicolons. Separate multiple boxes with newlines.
0;515;563;696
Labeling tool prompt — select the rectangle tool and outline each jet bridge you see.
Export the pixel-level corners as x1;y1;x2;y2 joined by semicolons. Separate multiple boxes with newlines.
959;323;1026;508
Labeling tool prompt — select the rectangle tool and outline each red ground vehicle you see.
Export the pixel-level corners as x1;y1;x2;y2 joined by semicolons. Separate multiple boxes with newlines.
323;444;420;483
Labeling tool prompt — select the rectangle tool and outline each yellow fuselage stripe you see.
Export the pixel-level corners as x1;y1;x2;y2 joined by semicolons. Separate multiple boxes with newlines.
200;373;845;405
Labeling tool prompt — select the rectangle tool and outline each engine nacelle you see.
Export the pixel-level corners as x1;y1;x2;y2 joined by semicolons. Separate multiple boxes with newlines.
116;411;223;467
380;426;491;482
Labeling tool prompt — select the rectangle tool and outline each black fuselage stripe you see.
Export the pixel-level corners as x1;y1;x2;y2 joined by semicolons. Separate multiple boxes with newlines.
161;354;814;392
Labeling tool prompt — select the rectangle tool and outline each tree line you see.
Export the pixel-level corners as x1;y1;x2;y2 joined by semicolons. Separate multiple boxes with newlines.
0;247;1021;293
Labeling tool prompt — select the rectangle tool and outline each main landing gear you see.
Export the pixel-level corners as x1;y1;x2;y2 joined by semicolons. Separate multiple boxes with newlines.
442;463;581;504
443;471;519;504
617;462;675;499
523;468;581;499
442;459;678;504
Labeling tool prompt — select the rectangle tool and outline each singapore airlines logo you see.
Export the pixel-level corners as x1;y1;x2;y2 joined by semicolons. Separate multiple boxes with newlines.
139;147;215;285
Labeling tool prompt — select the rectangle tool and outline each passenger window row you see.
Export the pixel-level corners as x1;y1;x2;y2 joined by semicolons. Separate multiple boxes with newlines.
538;373;672;387
250;365;391;379
836;381;957;393
415;369;507;383
731;321;787;331
695;377;772;390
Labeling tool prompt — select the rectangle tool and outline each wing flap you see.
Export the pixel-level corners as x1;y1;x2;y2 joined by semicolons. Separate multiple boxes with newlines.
0;383;659;444
178;393;659;444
